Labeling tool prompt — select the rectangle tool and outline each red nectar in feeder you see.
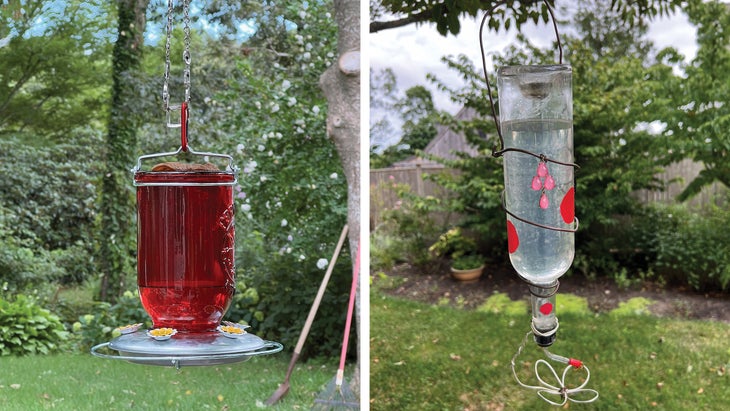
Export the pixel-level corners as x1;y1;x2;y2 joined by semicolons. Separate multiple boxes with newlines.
135;168;236;333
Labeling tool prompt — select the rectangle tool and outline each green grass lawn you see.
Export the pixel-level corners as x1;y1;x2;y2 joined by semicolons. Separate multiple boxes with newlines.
0;353;343;410
370;292;730;411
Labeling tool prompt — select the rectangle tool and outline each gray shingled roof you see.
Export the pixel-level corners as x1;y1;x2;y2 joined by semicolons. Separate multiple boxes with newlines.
392;106;482;168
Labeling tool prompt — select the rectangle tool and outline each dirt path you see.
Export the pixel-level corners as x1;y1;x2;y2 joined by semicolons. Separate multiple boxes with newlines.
376;262;730;323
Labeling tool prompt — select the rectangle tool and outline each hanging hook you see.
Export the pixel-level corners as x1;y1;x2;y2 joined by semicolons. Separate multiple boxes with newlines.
478;0;565;157
181;101;189;152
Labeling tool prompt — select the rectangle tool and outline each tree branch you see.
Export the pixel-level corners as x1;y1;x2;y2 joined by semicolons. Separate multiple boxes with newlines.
370;9;435;33
370;0;549;34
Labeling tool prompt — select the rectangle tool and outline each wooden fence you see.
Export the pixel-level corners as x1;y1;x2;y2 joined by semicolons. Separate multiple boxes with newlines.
370;158;727;226
370;161;451;228
632;159;726;206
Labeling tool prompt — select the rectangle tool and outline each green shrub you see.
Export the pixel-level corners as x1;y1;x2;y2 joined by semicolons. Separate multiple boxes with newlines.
223;278;265;330
242;247;354;359
373;183;445;270
0;233;64;296
0;133;101;251
633;203;730;292
0;294;68;356
69;290;150;351
370;229;405;270
51;242;96;285
380;207;440;268
451;254;485;270
0;132;101;290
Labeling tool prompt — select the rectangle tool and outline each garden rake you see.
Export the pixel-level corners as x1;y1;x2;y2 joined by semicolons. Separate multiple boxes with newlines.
312;245;360;410
265;225;349;405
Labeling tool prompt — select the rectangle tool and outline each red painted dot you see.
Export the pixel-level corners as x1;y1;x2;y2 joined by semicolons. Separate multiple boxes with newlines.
539;302;553;315
507;220;519;254
560;187;575;224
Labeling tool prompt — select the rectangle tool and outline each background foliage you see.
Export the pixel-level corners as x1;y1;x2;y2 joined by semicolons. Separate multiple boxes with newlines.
0;295;68;356
370;0;730;292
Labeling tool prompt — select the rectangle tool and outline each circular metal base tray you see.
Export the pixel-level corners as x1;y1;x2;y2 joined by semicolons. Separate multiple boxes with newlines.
91;331;282;367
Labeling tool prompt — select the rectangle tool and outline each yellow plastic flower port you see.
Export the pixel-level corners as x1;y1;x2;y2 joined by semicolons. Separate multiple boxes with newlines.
146;327;178;341
220;325;244;334
217;322;250;338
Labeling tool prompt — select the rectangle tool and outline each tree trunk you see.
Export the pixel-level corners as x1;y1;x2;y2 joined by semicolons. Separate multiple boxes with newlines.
98;0;149;302
319;0;361;395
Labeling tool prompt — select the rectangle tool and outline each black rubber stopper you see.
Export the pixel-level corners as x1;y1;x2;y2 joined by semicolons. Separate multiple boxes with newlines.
534;331;556;347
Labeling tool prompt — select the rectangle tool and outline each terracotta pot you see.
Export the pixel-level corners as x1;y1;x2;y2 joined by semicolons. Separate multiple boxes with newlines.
450;265;485;283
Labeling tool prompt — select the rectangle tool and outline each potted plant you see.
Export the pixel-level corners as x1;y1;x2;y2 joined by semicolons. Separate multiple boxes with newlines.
449;253;485;282
430;228;486;282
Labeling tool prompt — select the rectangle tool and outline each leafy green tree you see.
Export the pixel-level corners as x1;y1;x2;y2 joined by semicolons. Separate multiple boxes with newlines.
0;0;113;139
371;84;440;168
191;1;353;357
396;86;439;151
370;0;684;35
674;0;730;200
370;68;400;158
98;0;150;302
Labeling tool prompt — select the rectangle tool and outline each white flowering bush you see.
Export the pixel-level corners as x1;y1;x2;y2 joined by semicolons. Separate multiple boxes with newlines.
210;1;352;357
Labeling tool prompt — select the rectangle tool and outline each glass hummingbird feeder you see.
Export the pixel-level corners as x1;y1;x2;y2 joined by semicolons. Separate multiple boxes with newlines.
479;1;597;405
91;0;281;367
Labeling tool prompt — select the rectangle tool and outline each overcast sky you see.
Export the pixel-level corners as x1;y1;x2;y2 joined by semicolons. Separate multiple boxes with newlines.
369;4;701;148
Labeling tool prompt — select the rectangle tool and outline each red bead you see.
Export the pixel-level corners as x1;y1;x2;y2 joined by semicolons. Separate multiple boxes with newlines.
531;175;542;190
539;192;549;209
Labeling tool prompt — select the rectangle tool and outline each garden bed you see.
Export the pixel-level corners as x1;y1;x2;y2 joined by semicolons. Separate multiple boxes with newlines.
376;262;730;323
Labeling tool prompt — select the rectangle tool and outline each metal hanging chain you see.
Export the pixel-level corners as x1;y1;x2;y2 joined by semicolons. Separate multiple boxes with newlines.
132;0;237;171
162;0;192;114
182;0;191;104
162;0;173;113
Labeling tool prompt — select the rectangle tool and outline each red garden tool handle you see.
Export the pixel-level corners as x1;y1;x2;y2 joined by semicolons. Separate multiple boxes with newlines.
338;244;360;378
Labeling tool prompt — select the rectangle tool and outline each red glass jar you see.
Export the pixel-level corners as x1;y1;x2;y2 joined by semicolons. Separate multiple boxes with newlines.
134;170;236;332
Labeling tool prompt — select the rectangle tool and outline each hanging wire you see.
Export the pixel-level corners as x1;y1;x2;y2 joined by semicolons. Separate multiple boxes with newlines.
478;0;574;168
478;0;579;233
